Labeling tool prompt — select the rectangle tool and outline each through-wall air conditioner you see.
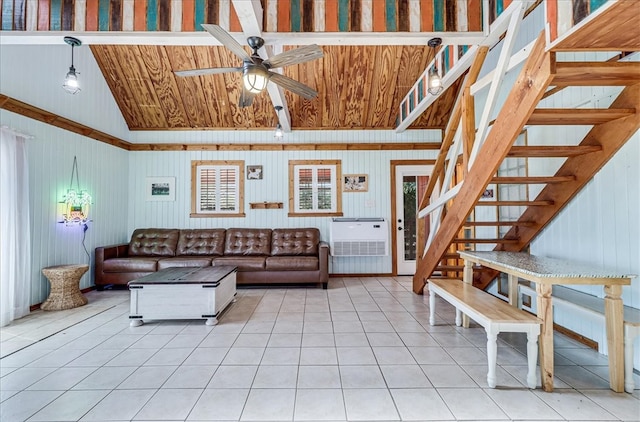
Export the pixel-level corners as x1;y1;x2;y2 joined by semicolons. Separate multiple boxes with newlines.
330;218;388;256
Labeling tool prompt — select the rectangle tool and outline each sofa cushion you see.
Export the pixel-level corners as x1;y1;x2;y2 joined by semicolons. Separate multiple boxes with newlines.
271;228;319;256
157;257;213;270
103;257;159;272
213;256;266;271
224;228;272;256
265;256;319;271
128;229;179;257
177;229;226;256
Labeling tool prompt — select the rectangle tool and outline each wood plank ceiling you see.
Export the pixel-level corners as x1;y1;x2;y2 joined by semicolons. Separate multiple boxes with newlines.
91;44;459;131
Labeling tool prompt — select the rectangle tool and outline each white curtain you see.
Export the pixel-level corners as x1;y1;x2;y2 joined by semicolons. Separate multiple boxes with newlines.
0;128;32;327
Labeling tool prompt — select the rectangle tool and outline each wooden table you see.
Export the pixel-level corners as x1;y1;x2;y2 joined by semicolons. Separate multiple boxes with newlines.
41;264;89;310
458;251;634;393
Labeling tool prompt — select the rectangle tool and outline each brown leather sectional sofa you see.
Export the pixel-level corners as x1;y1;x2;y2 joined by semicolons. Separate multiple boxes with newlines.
95;227;329;289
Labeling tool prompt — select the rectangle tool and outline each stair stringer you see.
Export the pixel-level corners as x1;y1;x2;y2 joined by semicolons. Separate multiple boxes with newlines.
412;32;554;294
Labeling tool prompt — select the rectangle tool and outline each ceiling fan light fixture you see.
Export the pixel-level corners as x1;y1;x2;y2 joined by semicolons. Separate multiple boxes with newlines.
62;36;82;95
243;66;269;93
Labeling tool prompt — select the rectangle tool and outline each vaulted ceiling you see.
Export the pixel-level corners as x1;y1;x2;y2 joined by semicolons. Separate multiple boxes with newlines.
1;0;494;135
90;43;461;131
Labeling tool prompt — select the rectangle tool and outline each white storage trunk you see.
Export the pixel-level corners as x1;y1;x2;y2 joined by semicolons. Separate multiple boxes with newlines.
128;266;237;326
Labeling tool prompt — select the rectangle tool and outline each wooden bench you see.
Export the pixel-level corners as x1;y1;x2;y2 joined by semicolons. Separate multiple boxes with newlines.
518;283;640;394
428;278;542;389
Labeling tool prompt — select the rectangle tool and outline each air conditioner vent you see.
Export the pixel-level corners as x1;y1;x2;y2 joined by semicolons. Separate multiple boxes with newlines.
330;218;389;257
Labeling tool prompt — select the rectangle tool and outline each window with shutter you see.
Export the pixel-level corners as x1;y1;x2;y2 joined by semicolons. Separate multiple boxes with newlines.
289;160;342;217
191;160;245;217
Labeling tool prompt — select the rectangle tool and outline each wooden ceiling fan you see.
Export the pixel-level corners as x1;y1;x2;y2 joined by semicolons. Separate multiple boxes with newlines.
175;24;323;107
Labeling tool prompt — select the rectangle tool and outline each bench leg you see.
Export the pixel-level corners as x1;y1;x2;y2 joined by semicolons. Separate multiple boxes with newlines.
455;308;462;327
429;287;436;326
526;328;539;389
624;324;636;394
485;326;498;388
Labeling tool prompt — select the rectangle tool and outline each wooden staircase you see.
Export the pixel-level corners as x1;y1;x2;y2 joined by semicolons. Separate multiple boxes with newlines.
413;2;640;294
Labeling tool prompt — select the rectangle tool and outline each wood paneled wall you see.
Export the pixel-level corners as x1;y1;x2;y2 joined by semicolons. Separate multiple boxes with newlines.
126;131;441;275
546;0;609;43
1;0;494;32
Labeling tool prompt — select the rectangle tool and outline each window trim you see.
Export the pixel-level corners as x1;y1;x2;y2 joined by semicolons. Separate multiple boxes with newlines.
288;159;343;217
190;160;245;218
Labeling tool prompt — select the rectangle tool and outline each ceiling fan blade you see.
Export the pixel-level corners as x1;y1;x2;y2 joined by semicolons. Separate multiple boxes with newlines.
268;72;318;100
175;67;242;77
201;24;251;62
239;86;256;108
264;44;323;69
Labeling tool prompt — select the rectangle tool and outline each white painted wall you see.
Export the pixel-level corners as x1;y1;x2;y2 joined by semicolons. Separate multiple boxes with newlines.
1;110;129;305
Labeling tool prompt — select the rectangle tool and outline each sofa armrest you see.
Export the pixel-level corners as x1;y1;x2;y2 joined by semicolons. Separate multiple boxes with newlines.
319;241;329;287
95;243;129;286
96;243;129;261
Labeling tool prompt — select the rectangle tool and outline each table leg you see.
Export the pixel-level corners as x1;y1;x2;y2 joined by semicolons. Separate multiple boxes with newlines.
429;287;436;326
508;274;518;307
604;284;625;392
536;283;554;392
526;326;540;389
462;260;473;328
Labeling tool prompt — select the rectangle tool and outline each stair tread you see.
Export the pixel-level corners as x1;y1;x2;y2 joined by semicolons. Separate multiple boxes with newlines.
476;200;554;206
491;176;574;184
528;108;635;125
453;238;520;243
507;145;601;157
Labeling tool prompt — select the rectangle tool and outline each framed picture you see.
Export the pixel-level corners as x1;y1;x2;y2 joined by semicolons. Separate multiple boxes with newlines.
343;174;368;192
481;188;494;199
247;165;263;180
146;177;175;201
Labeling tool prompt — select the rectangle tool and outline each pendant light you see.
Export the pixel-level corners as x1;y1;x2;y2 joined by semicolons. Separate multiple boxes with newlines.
274;106;284;138
427;37;443;96
62;36;82;95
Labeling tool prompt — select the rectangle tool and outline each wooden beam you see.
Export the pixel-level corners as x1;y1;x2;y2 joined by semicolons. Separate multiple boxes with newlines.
128;142;441;151
507;145;602;157
413;32;553;294
528;108;635;125
491;176;575;184
552;62;640;86
0;94;131;150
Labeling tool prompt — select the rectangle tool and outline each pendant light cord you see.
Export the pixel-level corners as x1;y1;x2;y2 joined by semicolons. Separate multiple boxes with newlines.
69;156;81;191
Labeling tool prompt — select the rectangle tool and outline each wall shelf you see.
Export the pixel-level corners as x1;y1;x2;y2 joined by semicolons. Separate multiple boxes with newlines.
250;202;283;209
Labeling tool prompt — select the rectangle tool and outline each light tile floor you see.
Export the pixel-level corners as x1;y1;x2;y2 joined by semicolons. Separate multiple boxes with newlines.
1;276;638;422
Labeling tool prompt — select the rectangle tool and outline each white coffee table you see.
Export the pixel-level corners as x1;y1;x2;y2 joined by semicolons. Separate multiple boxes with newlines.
128;266;237;326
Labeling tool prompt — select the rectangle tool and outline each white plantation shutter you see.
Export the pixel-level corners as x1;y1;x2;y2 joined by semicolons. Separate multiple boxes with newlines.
196;164;241;214
294;164;337;213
